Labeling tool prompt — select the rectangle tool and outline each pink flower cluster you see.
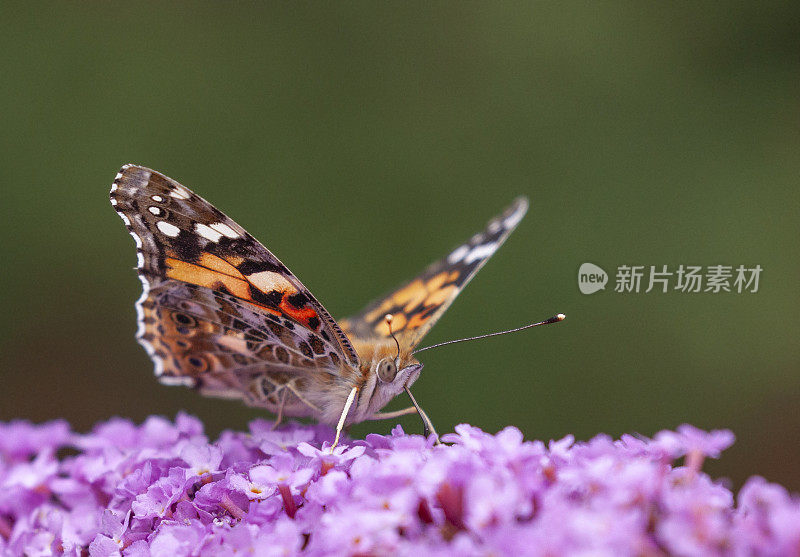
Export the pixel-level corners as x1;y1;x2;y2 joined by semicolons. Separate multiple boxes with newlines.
0;415;798;555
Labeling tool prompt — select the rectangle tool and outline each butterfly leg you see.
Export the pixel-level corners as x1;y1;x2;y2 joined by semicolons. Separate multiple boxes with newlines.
271;389;288;431
366;406;418;420
332;387;359;449
404;387;441;445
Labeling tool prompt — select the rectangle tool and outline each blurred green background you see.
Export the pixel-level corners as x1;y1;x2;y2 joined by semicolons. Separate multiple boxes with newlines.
1;3;798;490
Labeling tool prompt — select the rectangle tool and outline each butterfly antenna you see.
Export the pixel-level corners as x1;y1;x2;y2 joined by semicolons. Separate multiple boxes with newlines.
385;314;401;360
412;313;565;355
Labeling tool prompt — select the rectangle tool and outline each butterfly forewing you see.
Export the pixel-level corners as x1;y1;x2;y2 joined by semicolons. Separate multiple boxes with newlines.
340;197;529;350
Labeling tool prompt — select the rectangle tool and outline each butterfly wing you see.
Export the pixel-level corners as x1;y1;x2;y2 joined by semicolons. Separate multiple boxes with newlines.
340;197;529;350
110;165;360;415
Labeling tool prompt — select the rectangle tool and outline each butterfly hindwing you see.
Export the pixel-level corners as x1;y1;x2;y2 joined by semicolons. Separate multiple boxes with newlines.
141;280;344;380
140;280;335;414
110;165;359;412
340;197;529;349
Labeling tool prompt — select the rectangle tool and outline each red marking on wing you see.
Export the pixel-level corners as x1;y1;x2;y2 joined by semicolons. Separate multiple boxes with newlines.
279;298;320;329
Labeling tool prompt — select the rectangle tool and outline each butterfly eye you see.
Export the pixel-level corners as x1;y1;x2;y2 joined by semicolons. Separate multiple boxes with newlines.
376;358;397;383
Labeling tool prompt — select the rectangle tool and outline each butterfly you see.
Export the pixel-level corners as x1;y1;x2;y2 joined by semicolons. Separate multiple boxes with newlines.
111;165;535;446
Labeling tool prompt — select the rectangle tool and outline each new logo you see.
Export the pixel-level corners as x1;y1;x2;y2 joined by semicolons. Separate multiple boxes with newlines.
578;263;608;295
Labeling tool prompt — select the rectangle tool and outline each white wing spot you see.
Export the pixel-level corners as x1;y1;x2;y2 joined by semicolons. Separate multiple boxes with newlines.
159;375;195;387
248;270;295;294
119;213;131;227
114;172;123;181
151;195;164;202
465;242;498;264
169;187;190;200
157;221;181;237
110;197;118;206
136;252;144;268
487;219;501;234
209;222;240;238
447;245;470;264
503;208;524;230
195;223;224;242
148;206;162;216
110;183;118;193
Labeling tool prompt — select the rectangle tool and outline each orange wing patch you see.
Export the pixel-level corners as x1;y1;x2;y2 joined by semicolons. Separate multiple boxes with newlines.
164;252;323;326
197;252;245;277
364;279;426;324
165;257;251;300
367;270;461;337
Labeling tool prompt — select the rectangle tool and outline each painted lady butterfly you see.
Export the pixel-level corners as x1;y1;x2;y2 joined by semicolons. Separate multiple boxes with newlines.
111;165;533;445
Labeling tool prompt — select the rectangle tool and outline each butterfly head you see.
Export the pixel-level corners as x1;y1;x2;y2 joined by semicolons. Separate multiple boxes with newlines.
355;348;423;420
367;314;424;404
